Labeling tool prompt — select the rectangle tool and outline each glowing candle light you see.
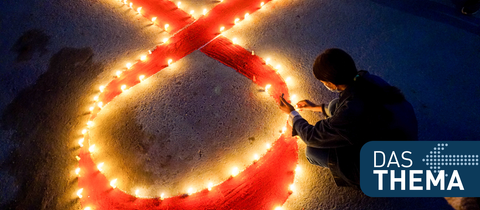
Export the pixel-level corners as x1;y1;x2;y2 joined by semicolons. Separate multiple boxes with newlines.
285;77;291;83
190;10;194;15
116;70;122;78
139;75;145;82
76;156;81;161
234;18;240;24
245;13;249;18
220;26;225;32
276;65;281;71
265;84;271;93
129;2;132;8
291;94;296;101
126;63;132;69
168;59;173;66
266;143;271;149
164;24;169;31
89;106;94;112
140;55;147;61
275;207;283;210
265;58;270;65
151;17;157;22
232;167;239;177
85;207;91;210
260;2;265;7
281;126;287;134
87;121;94;127
99;85;105;92
137;7;142;14
75;167;80;175
160;193;165;200
121;85;127;92
148;50;152;54
203;8;207;15
123;0;127;5
89;144;95;153
232;38;237;44
82;129;87;135
254;154;260;161
77;188;83;198
252;50;255;55
295;165;301;173
188;188;194;195
93;95;99;101
289;184;295;192
97;162;104;172
98;101;103;108
177;2;181;8
110;179;117;188
135;189;139;197
163;38;168;43
79;138;84;147
208;182;213;191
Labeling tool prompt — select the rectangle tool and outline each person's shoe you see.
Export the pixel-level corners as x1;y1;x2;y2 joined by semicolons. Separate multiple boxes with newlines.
462;7;479;15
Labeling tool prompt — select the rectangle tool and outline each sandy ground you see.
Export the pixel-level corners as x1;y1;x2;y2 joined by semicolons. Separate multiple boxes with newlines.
1;0;480;209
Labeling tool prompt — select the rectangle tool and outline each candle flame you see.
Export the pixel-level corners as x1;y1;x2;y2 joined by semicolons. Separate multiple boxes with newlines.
140;55;147;61
232;167;239;177
208;182;213;191
164;24;169;31
121;85;127;91
78;138;84;147
151;17;157;22
126;63;132;69
97;162;104;172
203;9;207;15
139;75;145;82
220;26;225;32
110;179;117;188
75;167;80;175
98;101;103;108
234;18;240;24
89;144;95;153
77;188;83;198
137;7;142;13
99;85;105;92
188;188;194;195
168;59;173;66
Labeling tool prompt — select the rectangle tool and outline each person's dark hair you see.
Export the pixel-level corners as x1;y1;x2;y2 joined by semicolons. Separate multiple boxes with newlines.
313;48;358;85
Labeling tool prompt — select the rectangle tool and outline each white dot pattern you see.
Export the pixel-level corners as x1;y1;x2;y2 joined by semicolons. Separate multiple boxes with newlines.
422;143;480;173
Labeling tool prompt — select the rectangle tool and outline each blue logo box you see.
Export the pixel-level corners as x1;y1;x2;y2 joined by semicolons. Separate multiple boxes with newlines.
360;141;480;197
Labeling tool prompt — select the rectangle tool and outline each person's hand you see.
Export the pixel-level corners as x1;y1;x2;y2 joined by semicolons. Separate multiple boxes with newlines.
279;94;295;114
296;100;318;111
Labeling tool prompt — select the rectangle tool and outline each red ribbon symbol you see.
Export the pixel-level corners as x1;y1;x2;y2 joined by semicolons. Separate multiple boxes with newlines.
78;0;298;209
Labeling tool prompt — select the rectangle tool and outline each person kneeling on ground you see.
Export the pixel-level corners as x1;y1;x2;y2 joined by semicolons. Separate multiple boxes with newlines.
278;48;418;187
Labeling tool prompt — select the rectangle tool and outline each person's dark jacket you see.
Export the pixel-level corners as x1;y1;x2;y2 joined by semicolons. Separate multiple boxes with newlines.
292;70;418;187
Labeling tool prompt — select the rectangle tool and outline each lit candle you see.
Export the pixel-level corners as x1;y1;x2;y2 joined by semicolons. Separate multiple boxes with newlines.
208;182;213;191
79;138;84;147
110;179;117;188
77;188;83;198
275;207;283;210
164;24;169;31
87;121;94;127
254;154;259;161
177;2;181;8
163;38;168;43
137;7;142;14
135;189;139;197
99;85;105;92
285;77;291;83
266;143;271;149
232;167;239;177
123;0;127;5
276;65;281;71
252;50;255;55
203;8;207;15
234;18;240;24
97;162;104;172
140;55;147;61
89;106;94;112
282;126;287;134
295;165;301;173
148;50;152;54
82;129;87;135
139;75;145;82
75;167;80;175
190;10;194;15
89;144;95;153
260;2;264;7
244;13;249;18
160;193;165;200
265;58;270;65
126;63;132;69
220;26;225;32
121;85;127;92
85;207;91;210
188;188;194;195
291;94;296;101
129;2;132;8
93;95;99;101
289;184;295;192
151;17;157;22
232;38;237;44
98;101;103;108
168;59;173;66
265;84;271;93
76;156;81;161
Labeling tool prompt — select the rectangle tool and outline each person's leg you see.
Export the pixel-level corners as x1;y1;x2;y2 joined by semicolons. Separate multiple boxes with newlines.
462;0;480;15
305;146;329;168
324;98;339;117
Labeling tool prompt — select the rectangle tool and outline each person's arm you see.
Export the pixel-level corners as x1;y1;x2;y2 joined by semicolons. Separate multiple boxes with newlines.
292;100;361;148
296;100;323;112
